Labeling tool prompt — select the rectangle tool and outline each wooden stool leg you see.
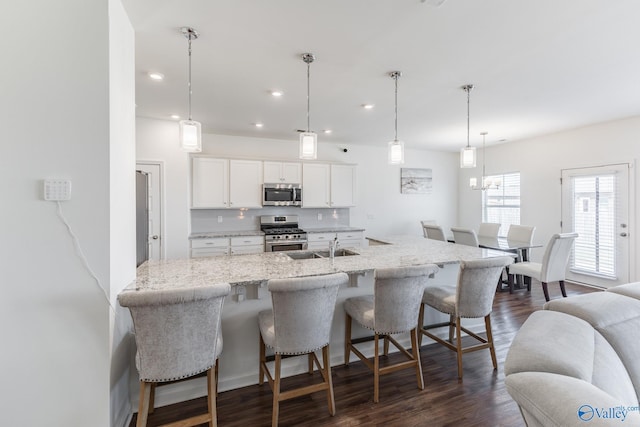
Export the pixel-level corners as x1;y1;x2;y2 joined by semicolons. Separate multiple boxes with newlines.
374;334;380;403
485;315;497;370
455;317;463;380
323;345;336;416
259;334;266;385
417;303;425;347
344;314;352;365
148;383;156;414
207;367;217;427
136;382;152;427
272;354;281;427
411;328;424;390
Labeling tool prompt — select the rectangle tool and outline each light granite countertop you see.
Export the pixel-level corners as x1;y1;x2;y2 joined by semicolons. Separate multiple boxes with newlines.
127;235;513;291
190;230;265;239
304;226;366;233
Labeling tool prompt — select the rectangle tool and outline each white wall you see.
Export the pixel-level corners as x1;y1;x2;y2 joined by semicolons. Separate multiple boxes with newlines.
0;1;135;426
458;116;639;278
136;117;460;258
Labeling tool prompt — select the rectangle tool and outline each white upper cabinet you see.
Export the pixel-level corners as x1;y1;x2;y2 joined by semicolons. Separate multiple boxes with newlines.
302;163;356;208
263;161;302;184
229;160;263;208
302;163;331;207
330;164;356;207
192;157;229;208
192;158;263;208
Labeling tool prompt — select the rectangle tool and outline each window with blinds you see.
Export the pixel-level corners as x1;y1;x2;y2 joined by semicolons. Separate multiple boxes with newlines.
570;174;616;278
482;172;520;237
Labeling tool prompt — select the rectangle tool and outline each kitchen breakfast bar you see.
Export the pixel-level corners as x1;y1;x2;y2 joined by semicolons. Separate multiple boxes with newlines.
122;236;513;406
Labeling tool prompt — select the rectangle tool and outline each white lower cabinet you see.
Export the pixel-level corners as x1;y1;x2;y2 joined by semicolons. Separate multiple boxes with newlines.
191;237;230;258
230;236;264;255
307;231;364;250
191;235;264;258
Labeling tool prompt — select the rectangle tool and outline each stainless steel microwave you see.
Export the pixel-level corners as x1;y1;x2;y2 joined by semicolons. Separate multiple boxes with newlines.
263;183;302;206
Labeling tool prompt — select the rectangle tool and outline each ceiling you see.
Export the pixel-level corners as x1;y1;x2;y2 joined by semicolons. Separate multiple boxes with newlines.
124;0;640;152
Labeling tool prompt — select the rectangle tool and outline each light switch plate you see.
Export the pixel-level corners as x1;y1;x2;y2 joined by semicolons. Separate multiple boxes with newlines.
44;179;72;201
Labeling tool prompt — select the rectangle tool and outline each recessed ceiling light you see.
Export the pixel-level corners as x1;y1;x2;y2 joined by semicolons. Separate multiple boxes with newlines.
271;91;283;97
255;123;264;128
148;72;164;81
323;129;332;134
170;114;180;120
362;104;374;110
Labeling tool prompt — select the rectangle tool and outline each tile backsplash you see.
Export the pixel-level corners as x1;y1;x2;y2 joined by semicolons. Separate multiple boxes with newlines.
191;207;350;233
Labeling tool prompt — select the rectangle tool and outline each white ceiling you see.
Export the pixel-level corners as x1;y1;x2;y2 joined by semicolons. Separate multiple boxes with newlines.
124;0;640;151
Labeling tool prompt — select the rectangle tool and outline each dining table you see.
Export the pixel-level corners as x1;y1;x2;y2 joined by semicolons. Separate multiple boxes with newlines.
476;236;543;291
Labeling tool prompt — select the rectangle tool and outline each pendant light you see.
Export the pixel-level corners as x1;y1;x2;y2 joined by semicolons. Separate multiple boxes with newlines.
179;27;202;152
470;132;501;190
388;71;404;165
299;53;317;159
459;84;476;168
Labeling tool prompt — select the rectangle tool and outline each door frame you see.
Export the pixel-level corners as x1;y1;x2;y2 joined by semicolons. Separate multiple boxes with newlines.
560;161;635;287
136;160;165;260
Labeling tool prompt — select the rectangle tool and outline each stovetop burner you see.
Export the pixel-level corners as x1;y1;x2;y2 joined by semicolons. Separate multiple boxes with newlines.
264;228;305;235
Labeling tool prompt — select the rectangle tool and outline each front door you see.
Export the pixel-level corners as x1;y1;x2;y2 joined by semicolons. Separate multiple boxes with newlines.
561;164;630;288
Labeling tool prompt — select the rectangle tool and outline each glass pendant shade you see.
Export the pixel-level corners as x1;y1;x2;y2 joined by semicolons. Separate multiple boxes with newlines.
299;132;317;159
388;140;405;164
460;146;476;168
179;119;202;152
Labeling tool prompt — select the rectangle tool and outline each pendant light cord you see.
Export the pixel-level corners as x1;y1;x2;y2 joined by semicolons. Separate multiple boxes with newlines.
306;61;310;132
465;85;472;149
394;74;398;141
187;34;193;121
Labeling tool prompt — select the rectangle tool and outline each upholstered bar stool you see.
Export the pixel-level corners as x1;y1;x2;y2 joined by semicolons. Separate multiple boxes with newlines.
419;257;513;380
344;264;439;403
258;272;348;426
118;283;230;427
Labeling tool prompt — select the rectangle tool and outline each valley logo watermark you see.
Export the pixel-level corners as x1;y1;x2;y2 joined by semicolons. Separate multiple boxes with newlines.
578;404;640;422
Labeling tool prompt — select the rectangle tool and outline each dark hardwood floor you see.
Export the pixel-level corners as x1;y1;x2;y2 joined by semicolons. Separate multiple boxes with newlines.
130;282;598;427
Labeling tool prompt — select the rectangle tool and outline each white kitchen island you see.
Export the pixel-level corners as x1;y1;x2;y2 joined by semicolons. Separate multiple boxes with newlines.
123;236;513;408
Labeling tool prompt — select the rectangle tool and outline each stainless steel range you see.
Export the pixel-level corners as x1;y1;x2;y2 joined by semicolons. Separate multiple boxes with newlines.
261;215;308;252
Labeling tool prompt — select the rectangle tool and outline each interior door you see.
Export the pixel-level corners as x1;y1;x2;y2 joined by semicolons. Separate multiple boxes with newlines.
136;162;163;260
561;164;630;287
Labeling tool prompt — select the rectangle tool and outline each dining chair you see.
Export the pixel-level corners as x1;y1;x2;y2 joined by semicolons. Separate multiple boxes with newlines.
420;220;437;237
478;222;501;239
344;264;439;402
419;256;513;380
423;224;447;241
508;233;578;301
506;225;536;253
118;283;231;427
451;227;479;247
259;272;348;426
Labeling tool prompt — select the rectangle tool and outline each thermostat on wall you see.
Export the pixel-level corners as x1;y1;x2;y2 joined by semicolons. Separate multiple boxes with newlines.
44;179;72;201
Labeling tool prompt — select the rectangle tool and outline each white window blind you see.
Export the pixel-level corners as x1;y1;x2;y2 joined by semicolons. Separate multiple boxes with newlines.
482;172;520;237
570;174;616;278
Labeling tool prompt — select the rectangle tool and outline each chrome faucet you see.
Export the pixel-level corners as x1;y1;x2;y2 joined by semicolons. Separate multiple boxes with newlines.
329;237;339;260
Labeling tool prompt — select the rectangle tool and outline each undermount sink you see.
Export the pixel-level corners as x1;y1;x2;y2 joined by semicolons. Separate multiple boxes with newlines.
286;249;359;260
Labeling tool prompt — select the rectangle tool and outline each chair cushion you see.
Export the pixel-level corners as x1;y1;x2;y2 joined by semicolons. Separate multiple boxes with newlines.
422;286;456;315
344;295;375;330
508;261;542;281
